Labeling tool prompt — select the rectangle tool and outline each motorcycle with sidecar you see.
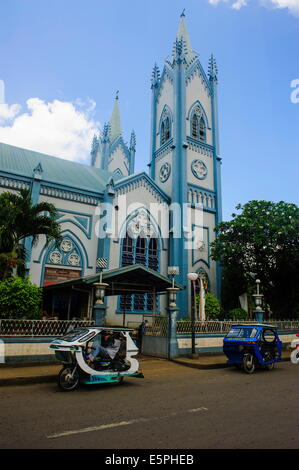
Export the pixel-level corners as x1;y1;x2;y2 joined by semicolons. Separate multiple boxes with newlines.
50;326;144;391
223;323;282;374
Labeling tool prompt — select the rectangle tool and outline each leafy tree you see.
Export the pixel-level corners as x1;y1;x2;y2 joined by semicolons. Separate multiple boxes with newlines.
211;200;299;318
0;189;61;279
227;308;248;321
0;276;42;319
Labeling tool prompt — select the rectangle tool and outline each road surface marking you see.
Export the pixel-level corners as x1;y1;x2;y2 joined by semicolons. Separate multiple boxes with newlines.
47;420;140;439
46;407;208;439
188;407;209;413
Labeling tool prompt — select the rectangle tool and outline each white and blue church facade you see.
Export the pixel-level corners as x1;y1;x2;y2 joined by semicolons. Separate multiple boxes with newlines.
0;14;222;324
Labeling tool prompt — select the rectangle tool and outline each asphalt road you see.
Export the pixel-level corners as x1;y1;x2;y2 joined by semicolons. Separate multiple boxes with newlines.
0;359;298;449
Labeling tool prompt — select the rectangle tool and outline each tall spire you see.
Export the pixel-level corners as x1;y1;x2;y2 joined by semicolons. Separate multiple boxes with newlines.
208;54;218;82
109;91;122;143
172;10;196;65
151;63;161;88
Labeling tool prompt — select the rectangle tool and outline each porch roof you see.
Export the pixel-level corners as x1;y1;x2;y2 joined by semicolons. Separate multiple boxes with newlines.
43;264;184;296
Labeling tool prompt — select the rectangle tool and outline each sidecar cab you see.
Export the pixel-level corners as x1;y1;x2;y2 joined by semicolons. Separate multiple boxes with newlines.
50;326;138;365
223;324;282;366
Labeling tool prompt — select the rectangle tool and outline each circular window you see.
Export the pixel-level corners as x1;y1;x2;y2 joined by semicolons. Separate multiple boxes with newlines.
191;159;208;180
68;253;80;266
60;239;73;252
159;162;171;183
49;251;62;264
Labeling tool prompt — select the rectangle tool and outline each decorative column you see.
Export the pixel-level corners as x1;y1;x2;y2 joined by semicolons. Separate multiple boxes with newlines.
96;180;114;271
100;123;111;171
92;281;109;326
166;287;180;360
170;37;188;318
149;64;160;180
129;130;136;175
209;55;222;300
24;163;43;276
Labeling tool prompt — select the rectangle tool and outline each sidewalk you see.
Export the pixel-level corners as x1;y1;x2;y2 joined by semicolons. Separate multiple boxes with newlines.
0;351;292;386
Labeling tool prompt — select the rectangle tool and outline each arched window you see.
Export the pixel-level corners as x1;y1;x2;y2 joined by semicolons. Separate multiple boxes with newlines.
161;113;171;145
161;121;165;145
192;114;199;139
199;117;206;142
135;236;146;265
119;233;159;314
148;238;158;271
165;117;170;141
121;233;134;266
190;105;207;142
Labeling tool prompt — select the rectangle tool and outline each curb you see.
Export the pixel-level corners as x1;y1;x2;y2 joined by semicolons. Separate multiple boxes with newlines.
0;375;57;387
172;359;228;370
172;356;291;370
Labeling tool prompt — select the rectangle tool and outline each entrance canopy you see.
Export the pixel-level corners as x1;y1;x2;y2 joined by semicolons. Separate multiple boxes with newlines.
43;264;183;296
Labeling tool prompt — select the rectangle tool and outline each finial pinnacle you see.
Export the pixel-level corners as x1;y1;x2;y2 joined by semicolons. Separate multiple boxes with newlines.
115;90;119;100
181;8;185;17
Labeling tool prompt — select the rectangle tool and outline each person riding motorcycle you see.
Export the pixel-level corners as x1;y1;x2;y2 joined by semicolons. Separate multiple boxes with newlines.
87;333;121;364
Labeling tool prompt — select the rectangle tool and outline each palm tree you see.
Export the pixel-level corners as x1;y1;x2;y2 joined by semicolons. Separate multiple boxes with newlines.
0;189;61;279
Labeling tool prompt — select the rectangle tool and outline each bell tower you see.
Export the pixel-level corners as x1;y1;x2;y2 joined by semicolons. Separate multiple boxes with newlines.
149;12;222;315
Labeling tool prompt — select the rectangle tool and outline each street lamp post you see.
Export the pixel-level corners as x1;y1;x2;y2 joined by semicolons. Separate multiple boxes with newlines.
92;281;109;326
252;279;264;322
187;272;199;358
166;287;180;360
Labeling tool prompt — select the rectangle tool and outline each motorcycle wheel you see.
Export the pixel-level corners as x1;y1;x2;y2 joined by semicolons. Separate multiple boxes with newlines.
58;367;79;391
243;354;255;374
265;362;275;370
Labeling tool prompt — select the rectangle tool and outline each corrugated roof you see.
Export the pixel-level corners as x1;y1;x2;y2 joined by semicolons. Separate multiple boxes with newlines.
0;142;114;194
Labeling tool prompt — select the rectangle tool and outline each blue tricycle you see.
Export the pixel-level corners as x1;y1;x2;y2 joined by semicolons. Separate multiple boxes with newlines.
223;324;282;374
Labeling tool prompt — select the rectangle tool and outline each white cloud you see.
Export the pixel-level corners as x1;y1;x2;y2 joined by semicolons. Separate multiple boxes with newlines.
208;0;299;16
266;0;299;16
232;0;248;9
0;103;22;123
0;98;100;164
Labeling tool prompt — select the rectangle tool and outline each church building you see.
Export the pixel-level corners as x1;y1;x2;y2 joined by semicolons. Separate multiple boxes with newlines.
0;13;222;324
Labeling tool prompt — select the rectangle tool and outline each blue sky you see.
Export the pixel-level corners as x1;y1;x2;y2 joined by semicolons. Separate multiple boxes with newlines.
0;0;298;220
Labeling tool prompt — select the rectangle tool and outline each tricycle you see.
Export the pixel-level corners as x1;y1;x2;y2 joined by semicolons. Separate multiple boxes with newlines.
223;323;282;374
50;326;144;391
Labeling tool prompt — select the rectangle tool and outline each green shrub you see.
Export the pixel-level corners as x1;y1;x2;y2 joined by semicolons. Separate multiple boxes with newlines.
196;292;221;319
227;307;248;320
0;276;42;319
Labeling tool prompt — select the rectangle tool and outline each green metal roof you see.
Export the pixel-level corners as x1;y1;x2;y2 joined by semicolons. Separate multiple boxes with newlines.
43;264;184;296
0;142;115;194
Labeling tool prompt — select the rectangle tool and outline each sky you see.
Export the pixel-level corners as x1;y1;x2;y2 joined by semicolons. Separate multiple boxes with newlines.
0;0;298;220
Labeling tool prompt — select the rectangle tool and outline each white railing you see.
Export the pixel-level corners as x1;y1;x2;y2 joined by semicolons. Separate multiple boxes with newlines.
0;319;95;337
176;320;299;335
